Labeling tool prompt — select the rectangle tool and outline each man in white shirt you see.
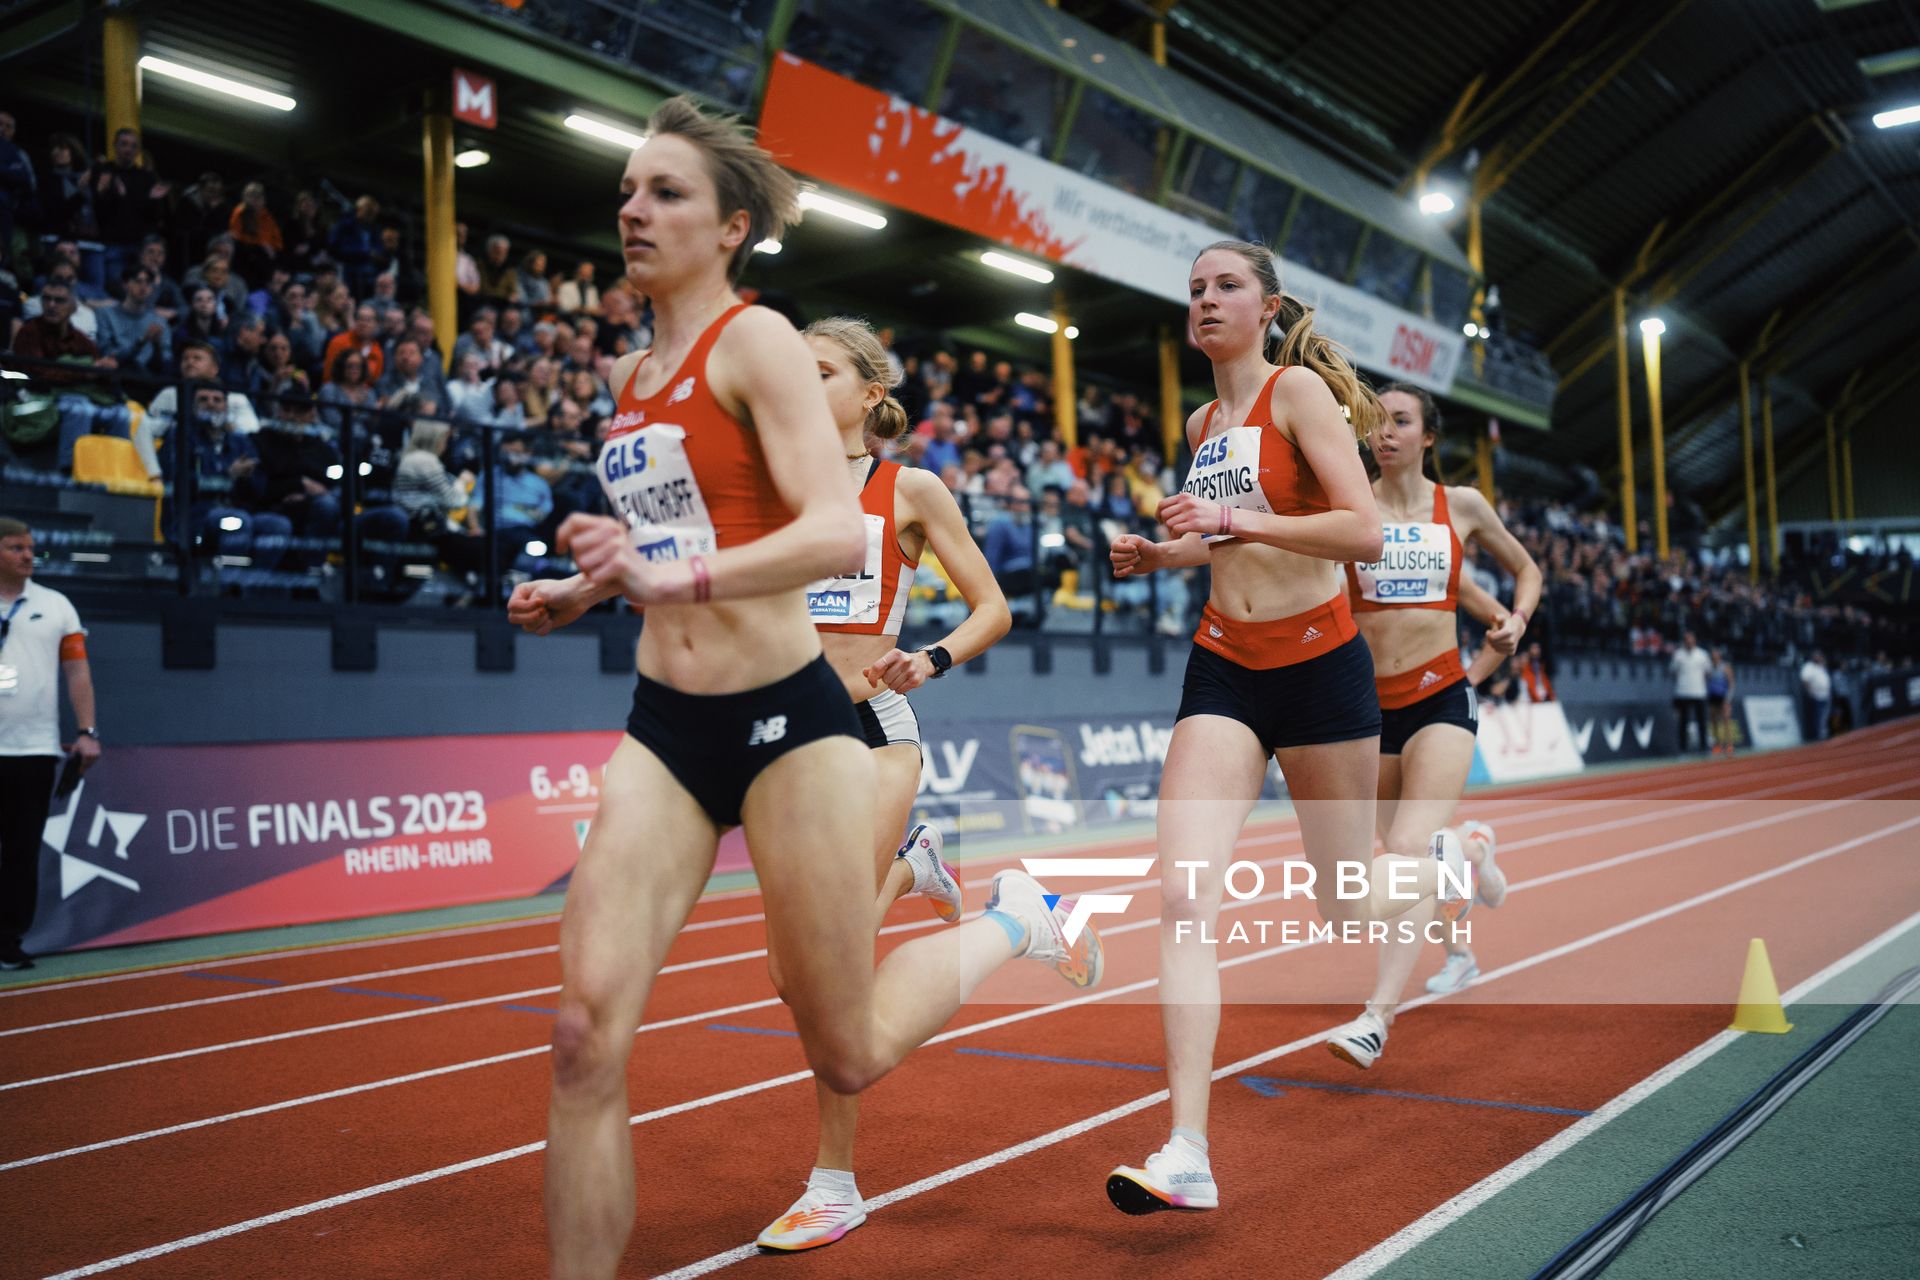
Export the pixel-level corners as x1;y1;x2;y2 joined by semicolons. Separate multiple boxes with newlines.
0;518;102;969
1799;650;1832;743
1670;630;1712;753
132;340;259;479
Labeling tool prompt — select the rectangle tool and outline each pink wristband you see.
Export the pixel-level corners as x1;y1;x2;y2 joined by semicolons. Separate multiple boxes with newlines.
688;554;711;604
1219;505;1233;537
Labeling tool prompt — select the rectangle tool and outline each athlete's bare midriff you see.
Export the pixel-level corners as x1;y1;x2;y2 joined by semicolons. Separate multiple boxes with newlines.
1206;538;1344;622
1356;608;1458;678
819;630;899;705
634;590;822;694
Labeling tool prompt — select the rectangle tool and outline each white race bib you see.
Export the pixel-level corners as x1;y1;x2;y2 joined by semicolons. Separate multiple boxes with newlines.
597;424;717;563
805;513;887;623
1353;521;1452;603
1183;427;1273;542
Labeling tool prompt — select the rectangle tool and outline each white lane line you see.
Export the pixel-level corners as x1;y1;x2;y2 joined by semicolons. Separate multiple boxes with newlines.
40;810;1919;1278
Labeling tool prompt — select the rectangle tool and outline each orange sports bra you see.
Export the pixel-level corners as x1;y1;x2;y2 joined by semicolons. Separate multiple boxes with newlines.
1183;367;1330;540
808;458;916;635
598;303;792;561
1345;480;1463;612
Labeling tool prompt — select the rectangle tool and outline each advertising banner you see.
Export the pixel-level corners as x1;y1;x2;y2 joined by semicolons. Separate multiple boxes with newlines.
1563;701;1681;763
758;54;1465;393
1475;700;1586;782
1741;694;1804;750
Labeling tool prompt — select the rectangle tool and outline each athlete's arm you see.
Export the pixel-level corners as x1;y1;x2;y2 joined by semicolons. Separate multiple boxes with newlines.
563;309;866;604
865;468;1011;693
1452;485;1541;655
1113;406;1212;576
1155;370;1382;563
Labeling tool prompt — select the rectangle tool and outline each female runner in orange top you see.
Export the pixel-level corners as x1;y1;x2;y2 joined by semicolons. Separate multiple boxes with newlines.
755;316;1014;1251
509;99;1100;1279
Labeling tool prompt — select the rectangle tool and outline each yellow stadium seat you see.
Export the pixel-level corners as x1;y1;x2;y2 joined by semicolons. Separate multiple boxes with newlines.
71;434;164;542
1052;568;1095;611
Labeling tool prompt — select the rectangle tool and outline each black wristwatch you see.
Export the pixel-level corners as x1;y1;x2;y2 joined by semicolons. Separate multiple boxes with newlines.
922;645;953;679
75;727;99;741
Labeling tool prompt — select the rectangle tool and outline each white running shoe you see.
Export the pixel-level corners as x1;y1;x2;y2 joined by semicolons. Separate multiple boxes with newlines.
1326;1007;1390;1070
1432;828;1472;922
756;1182;868;1251
893;822;963;923
1107;1137;1219;1214
1460;820;1506;908
985;869;1104;988
1426;950;1480;995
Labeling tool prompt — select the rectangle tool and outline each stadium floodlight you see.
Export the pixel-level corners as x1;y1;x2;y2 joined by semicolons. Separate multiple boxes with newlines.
1015;312;1078;339
1871;103;1920;129
1640;316;1667;337
981;250;1055;283
798;190;888;230
564;113;646;150
138;56;294;112
754;239;782;254
1418;191;1456;216
1859;48;1920;78
454;149;491;169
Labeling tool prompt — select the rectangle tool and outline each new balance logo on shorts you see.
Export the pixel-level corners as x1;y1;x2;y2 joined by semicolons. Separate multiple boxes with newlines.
747;716;788;746
1301;626;1323;644
1017;857;1156;942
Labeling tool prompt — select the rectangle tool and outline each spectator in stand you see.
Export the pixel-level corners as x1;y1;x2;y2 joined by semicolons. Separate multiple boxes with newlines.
364;269;402;322
227;181;282;282
192;255;248;319
1707;647;1737;756
0;111;34;249
172;172;226;267
478;370;526;429
254;384;341;563
11;278;130;469
322;304;385;385
1669;629;1712;752
246;330;305;403
920;409;962;475
477;233;517;303
19;261;98;339
328;194;381;293
450;307;513;375
190;383;292;570
520;356;560;426
444;352;491;422
983;486;1036;618
484;431;552;558
1799;649;1832;743
375;335;443;418
556;260;600;315
392;418;482;574
1095;470;1135;523
93;128;170;284
283;190;326;275
276;279;327;374
1025;437;1075;495
517;250;551;308
41;134;95;241
564;366;614;420
597;287;646;356
313;279;353;334
318;347;377;433
222;313;267;393
453;220;480;305
246;265;290;320
93;265;169;377
136;235;186;319
1516;641;1556;702
497;304;530;358
133;341;259;480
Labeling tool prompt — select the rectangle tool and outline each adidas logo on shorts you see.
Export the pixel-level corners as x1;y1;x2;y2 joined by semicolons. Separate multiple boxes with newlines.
1418;669;1441;690
747;716;788;746
1300;626;1323;644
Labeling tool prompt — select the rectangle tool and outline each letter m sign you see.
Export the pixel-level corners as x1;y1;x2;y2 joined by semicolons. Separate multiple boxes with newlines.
454;69;497;129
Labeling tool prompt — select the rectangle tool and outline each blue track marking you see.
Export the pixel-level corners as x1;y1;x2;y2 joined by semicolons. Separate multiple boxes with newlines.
1240;1076;1592;1117
501;1004;559;1015
329;986;445;1004
184;972;283;986
952;1047;1161;1073
707;1023;800;1037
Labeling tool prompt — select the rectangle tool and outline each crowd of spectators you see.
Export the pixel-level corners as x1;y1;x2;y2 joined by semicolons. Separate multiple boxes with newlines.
1;116;1909;664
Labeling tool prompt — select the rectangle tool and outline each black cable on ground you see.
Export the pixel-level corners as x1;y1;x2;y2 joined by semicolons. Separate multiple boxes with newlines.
1531;963;1920;1280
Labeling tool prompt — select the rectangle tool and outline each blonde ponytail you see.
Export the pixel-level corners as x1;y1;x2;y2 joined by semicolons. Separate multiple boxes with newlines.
867;394;909;442
800;315;907;447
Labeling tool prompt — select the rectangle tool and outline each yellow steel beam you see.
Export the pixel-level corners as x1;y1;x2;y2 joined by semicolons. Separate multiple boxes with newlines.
1158;325;1182;465
423;112;457;368
1643;323;1669;560
1762;380;1778;575
1053;290;1077;451
1615;290;1637;553
103;11;140;153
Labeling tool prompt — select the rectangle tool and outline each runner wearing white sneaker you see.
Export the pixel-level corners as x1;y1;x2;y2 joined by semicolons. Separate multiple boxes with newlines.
1105;243;1478;1217
758;317;1011;1251
1108;1129;1219;1214
1322;384;1540;1069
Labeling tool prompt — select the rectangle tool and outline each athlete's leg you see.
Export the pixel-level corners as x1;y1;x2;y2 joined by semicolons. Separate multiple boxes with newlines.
1155;715;1269;1137
1365;725;1476;1017
547;737;723;1280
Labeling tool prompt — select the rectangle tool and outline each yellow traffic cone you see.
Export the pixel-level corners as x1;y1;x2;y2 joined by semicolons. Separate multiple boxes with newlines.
1729;937;1793;1034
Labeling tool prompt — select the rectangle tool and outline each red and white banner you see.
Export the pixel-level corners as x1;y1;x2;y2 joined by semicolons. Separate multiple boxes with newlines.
1476;701;1587;783
758;55;1464;393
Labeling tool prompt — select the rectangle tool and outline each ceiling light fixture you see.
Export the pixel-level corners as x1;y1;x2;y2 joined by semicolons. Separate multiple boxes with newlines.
980;250;1055;283
138;56;294;112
